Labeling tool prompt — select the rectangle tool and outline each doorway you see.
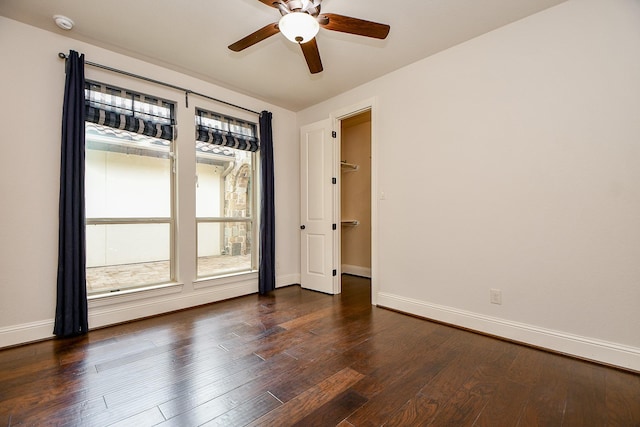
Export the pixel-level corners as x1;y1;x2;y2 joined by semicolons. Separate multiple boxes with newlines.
340;110;372;284
300;100;377;303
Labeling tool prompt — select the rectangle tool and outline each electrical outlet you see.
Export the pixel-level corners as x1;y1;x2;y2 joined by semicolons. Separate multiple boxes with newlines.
490;288;502;305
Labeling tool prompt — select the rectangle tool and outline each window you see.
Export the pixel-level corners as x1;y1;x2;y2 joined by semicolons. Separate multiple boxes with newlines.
84;81;176;295
195;108;258;278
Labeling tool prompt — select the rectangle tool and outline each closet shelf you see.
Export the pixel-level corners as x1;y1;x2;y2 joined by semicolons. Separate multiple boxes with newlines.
341;220;360;226
340;161;359;171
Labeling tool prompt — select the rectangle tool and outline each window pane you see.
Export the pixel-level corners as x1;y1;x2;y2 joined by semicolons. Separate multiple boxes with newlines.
197;221;252;277
86;223;171;294
196;162;223;218
196;148;253;219
86;124;171;218
85;123;174;293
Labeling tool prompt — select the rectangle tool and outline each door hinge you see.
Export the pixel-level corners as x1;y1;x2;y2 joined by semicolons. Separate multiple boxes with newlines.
333;269;337;276
332;223;337;230
332;177;337;184
332;131;337;138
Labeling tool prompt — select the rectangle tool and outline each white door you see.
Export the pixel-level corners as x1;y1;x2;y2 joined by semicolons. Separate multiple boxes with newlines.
300;119;336;294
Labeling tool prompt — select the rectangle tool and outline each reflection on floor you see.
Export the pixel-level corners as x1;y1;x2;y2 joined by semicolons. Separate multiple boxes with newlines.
86;254;251;294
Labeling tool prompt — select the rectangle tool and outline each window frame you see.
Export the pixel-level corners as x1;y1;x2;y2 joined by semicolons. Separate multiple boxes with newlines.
194;108;260;280
84;82;178;295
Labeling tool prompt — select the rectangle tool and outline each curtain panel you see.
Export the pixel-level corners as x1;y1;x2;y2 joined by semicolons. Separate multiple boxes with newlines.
54;50;89;338
258;111;276;295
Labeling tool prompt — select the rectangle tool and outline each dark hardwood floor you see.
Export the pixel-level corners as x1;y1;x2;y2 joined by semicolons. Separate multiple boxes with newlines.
1;275;639;426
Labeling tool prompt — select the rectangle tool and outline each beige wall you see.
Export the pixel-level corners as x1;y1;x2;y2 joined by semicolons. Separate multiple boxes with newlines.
2;0;639;371
341;112;371;274
0;16;300;347
299;0;640;370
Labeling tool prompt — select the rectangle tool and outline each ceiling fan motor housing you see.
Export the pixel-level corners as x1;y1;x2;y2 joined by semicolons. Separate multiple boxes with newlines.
279;0;321;16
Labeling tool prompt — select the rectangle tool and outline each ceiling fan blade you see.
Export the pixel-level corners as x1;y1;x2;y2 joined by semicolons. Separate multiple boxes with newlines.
319;13;390;39
257;0;278;7
300;38;323;74
228;23;280;52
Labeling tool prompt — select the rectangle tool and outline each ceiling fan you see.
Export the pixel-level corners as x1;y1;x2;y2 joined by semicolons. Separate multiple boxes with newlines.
228;0;390;74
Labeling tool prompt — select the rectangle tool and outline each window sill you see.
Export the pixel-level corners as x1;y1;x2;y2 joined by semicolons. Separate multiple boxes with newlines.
193;270;258;290
88;282;184;308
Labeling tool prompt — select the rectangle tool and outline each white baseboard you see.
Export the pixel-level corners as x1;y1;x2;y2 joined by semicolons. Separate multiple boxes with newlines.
377;291;640;372
0;319;55;348
342;264;371;278
277;273;300;288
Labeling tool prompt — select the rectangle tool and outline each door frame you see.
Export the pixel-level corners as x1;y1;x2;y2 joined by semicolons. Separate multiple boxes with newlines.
330;98;379;305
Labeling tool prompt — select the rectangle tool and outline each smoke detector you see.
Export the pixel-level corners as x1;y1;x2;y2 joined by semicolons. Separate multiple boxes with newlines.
53;15;74;31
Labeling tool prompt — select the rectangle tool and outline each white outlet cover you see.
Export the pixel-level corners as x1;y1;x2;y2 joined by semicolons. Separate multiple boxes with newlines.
490;289;502;305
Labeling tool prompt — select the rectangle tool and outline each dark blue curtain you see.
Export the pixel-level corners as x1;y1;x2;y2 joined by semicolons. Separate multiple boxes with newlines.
54;50;89;337
258;111;276;294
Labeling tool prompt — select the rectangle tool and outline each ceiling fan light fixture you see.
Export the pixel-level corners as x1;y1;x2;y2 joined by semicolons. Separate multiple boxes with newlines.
278;12;319;44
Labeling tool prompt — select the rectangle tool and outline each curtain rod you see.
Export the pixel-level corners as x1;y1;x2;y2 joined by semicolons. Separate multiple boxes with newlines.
58;52;261;116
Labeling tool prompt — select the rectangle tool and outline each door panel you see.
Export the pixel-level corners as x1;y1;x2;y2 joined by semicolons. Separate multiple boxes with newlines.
300;119;335;294
306;234;325;274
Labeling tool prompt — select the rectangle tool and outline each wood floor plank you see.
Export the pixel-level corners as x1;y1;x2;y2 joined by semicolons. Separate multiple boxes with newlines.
425;340;521;426
58;337;158;367
107;406;166;427
199;392;282;427
65;355;265;427
291;389;368;427
562;361;608;426
376;333;505;426
517;353;571;426
278;305;337;330
605;368;640;425
159;346;352;426
19;352;263;426
102;353;264;408
506;345;546;386
6;396;107;427
1;339;260;424
1;276;639;426
157;352;297;420
382;395;441;427
93;332;230;373
0;364;99;419
344;333;463;426
471;379;529;426
264;352;353;404
473;347;549;425
0;351;60;383
245;328;319;360
156;395;238;426
246;367;364;427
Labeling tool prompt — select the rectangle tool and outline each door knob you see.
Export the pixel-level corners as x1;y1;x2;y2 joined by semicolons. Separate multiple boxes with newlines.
300;225;306;230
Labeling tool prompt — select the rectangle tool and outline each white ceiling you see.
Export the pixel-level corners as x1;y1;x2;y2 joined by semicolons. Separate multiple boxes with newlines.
0;0;567;111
